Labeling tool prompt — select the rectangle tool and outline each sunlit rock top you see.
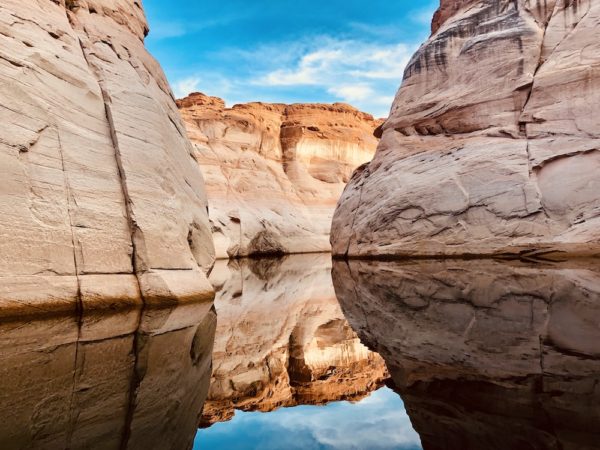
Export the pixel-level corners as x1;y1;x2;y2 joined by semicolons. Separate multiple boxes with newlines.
178;92;382;258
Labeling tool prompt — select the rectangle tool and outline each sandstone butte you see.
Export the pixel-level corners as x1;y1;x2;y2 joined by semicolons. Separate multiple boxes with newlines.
200;255;388;427
0;0;216;317
332;0;600;259
177;92;382;258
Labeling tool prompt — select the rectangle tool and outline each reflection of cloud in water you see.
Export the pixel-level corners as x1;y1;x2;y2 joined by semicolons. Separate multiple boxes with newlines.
195;387;422;450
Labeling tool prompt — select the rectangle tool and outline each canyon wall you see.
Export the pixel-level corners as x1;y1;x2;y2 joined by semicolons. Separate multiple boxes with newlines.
332;0;600;258
178;93;381;258
333;259;600;449
201;254;388;426
0;0;215;316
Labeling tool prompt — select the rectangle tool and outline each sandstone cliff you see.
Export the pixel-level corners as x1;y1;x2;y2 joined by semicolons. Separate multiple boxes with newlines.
332;0;600;258
0;0;215;315
333;258;600;449
178;93;381;258
200;255;388;426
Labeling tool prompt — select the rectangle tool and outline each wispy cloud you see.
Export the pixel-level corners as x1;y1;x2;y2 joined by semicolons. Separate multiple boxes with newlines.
148;15;247;41
172;75;235;104
149;21;188;40
196;387;422;450
328;84;376;103
173;76;201;98
263;388;421;450
249;37;414;116
147;0;436;118
170;36;419;117
254;38;413;86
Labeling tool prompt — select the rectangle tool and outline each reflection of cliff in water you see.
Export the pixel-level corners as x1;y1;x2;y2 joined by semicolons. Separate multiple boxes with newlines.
0;303;216;450
333;259;600;450
202;254;388;427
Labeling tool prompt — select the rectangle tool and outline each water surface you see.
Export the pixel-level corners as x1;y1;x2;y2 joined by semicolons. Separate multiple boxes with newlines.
197;256;600;450
333;258;600;450
0;302;215;450
1;255;599;449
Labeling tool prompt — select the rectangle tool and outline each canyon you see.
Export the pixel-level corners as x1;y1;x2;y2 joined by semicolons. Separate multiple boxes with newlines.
0;0;215;317
332;0;600;258
177;93;381;258
2;0;600;447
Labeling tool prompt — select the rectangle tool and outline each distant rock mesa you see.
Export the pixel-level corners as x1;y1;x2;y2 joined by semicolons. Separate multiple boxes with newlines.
0;0;215;315
178;92;381;258
332;0;600;258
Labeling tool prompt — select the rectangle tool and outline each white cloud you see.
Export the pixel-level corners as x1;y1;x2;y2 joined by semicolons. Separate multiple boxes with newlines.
348;22;404;40
255;39;413;87
148;15;248;41
328;84;375;102
170;36;418;117
257;387;422;450
197;387;423;450
172;76;201;98
251;38;414;117
149;21;187;40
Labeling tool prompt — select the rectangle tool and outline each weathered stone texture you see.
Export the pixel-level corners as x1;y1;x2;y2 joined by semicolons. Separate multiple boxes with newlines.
0;303;216;449
332;0;600;258
0;0;215;315
178;93;381;258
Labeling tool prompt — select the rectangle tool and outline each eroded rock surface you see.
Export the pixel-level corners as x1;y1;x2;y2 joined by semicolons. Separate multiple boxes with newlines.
178;93;381;258
0;303;216;450
200;254;388;426
333;259;600;449
0;0;215;316
332;0;600;258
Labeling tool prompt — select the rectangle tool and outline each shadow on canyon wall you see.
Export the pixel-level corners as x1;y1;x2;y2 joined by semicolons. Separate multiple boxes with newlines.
0;302;216;450
333;258;600;450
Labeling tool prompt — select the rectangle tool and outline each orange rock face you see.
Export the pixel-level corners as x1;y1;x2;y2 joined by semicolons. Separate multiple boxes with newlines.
332;0;600;258
178;93;381;258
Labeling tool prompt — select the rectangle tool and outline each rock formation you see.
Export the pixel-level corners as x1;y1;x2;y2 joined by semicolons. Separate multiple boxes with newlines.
200;254;388;426
0;0;215;317
177;93;381;258
332;0;600;258
333;258;600;449
0;303;216;450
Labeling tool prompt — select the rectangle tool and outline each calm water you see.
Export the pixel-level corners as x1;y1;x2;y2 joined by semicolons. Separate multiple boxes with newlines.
1;255;599;449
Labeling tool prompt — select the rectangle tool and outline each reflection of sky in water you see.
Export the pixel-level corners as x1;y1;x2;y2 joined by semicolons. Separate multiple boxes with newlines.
194;387;422;450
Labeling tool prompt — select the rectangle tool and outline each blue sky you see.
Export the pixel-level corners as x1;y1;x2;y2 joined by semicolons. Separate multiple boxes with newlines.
143;0;437;117
194;387;422;450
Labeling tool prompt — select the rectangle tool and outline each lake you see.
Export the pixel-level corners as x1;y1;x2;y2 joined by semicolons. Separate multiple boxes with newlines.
1;254;599;449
